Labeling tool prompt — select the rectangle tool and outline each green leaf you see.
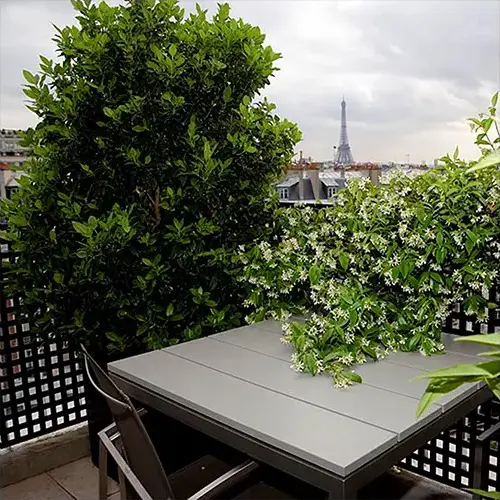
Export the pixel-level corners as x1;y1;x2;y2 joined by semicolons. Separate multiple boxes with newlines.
72;221;93;238
168;44;177;57
436;247;446;264
103;107;115;118
476;360;500;377
478;350;500;357
361;345;377;359
106;331;124;350
455;333;500;347
339;253;349;271
413;363;495;380
344;371;362;384
53;272;64;284
10;215;28;226
223;86;232;103
416;391;441;418
218;2;230;20
466;149;499;173
408;335;420;351
492;91;499;107
416;378;468;417
323;350;339;363
483;117;493;133
436;231;443;246
308;265;321;285
188;115;196;139
430;272;443;284
204;141;212;161
349;309;358;327
23;69;37;84
136;324;148;336
486;379;500;400
466;490;500;500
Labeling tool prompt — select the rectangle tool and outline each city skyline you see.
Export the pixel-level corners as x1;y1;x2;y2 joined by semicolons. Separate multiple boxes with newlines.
0;0;499;164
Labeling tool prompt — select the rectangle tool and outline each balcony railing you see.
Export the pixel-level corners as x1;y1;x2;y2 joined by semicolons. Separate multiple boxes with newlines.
0;226;498;495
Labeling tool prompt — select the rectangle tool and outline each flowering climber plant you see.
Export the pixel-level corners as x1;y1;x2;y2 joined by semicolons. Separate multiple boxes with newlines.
238;92;500;388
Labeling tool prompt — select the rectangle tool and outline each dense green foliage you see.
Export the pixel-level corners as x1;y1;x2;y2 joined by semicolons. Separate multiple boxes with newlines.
240;93;500;387
1;0;300;354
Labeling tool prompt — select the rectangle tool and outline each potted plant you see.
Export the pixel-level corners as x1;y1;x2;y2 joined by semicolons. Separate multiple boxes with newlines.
0;0;300;469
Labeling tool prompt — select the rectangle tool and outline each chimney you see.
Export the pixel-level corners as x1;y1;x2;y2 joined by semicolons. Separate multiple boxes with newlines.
309;168;320;199
299;169;305;200
369;167;380;185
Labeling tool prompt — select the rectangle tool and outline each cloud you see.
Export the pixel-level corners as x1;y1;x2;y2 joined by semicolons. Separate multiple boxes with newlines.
1;0;498;163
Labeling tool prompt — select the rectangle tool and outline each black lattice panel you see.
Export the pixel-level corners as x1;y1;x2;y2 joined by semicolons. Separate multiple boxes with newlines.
0;237;87;448
405;285;500;493
400;399;500;493
443;285;500;336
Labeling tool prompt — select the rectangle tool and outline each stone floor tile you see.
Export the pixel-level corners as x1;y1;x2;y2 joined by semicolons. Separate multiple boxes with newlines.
0;472;73;500
47;456;119;500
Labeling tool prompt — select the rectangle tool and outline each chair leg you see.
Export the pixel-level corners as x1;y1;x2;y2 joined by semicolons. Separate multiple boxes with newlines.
99;440;109;500
118;467;127;500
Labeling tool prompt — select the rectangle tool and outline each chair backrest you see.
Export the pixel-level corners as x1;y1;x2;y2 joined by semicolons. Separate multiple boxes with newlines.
81;344;175;500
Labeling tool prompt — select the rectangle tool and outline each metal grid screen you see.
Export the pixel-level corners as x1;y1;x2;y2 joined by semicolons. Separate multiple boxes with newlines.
401;285;500;494
443;286;500;336
400;399;499;492
0;233;87;449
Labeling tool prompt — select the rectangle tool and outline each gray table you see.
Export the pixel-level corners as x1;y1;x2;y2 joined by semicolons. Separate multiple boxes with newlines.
108;321;491;498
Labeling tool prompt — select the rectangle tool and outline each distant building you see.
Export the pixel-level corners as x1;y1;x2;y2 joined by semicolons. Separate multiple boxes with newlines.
276;168;346;204
0;129;28;198
0;129;29;155
275;153;381;205
379;164;430;184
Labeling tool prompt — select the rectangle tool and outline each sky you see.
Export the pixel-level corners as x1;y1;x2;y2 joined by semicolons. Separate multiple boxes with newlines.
1;0;499;164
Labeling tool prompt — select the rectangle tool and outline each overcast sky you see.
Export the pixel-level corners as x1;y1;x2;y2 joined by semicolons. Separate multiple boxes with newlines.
1;0;499;163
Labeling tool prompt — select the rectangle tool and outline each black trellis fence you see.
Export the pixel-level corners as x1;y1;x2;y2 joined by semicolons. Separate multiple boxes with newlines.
401;284;500;494
0;230;87;449
0;219;498;494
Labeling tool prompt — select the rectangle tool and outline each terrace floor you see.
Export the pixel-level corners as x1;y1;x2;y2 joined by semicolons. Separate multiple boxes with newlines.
0;456;119;500
0;454;474;500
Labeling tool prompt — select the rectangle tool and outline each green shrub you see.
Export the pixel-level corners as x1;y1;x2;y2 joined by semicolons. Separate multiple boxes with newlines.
0;0;300;354
240;93;500;387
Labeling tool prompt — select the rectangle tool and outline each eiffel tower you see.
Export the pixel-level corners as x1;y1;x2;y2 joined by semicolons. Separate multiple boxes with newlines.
334;97;354;165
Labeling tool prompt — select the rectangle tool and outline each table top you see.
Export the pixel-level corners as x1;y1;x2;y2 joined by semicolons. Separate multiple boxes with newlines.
109;320;485;477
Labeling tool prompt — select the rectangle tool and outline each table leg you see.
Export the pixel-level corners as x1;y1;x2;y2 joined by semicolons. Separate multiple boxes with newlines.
328;481;358;499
